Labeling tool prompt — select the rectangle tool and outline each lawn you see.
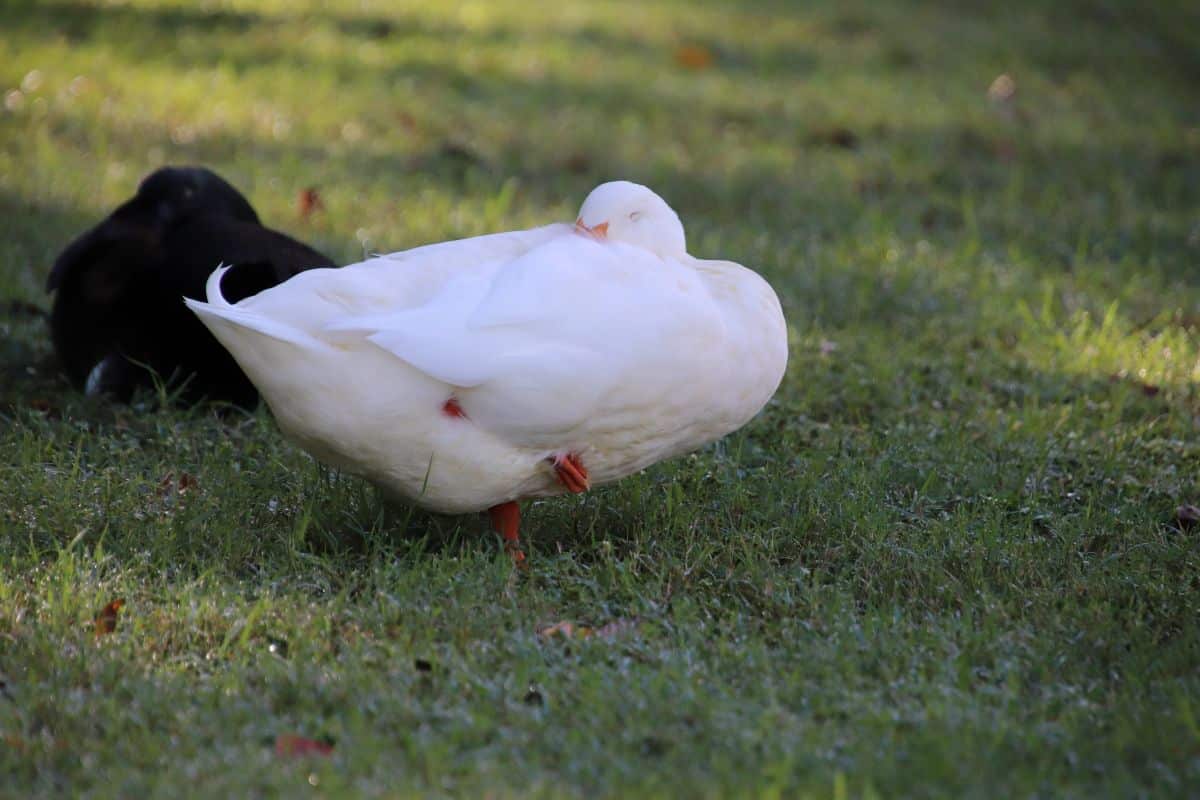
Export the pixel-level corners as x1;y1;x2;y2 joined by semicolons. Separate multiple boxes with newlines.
2;0;1199;796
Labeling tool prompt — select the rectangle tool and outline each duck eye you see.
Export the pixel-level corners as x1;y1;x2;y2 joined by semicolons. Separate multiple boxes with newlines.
629;211;642;222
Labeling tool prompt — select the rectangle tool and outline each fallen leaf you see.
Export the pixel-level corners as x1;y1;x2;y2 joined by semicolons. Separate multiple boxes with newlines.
1140;383;1161;397
987;74;1026;123
28;398;58;418
674;44;714;70
987;73;1016;104
538;621;585;639
157;472;200;499
1175;504;1200;531
807;126;859;150
298;187;323;220
538;618;639;641
825;127;859;149
562;152;591;174
93;598;125;636
274;734;334;758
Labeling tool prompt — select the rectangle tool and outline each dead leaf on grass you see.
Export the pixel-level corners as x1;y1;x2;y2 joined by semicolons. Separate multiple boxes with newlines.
157;472;200;500
538;620;582;639
808;126;859;150
93;598;124;636
537;618;639;641
274;734;334;758
987;73;1016;105
674;44;714;70
298;187;323;220
562;152;591;174
28;398;60;419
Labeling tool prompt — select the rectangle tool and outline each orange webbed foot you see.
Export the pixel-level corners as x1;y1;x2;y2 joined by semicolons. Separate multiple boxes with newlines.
488;501;525;565
549;452;590;493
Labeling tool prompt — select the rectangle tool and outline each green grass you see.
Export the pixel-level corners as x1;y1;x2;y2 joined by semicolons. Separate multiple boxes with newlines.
2;0;1200;796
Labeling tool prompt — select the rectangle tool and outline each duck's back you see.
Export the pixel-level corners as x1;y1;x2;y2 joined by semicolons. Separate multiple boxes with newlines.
190;225;786;512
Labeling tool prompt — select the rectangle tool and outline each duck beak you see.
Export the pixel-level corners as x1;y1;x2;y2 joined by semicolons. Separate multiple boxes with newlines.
574;218;609;239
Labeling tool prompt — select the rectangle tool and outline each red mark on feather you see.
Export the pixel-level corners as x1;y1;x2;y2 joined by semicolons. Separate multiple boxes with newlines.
442;397;467;419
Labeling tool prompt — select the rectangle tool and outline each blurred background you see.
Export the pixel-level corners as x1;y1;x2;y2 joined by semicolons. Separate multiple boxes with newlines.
3;1;1196;280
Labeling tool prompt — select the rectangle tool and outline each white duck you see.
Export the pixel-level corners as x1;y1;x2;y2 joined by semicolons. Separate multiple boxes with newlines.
186;181;787;560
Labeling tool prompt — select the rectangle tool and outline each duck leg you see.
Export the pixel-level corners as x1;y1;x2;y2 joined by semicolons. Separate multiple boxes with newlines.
488;501;525;564
549;453;590;493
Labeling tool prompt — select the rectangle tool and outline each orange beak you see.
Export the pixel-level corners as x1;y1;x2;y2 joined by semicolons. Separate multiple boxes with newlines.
574;217;609;239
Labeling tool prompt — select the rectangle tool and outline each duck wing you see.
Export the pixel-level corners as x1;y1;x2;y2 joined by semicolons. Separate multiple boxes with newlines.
328;235;725;441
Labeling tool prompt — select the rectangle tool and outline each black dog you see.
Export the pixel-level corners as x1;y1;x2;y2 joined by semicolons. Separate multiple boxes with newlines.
47;166;336;407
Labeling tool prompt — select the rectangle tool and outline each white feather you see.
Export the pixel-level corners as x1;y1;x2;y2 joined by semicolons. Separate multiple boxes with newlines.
186;183;788;513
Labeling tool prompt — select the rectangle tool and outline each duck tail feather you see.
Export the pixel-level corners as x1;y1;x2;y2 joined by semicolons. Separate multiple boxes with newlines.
185;266;321;350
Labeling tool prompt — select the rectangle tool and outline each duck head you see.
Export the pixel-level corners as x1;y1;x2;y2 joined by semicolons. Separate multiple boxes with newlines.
574;181;687;258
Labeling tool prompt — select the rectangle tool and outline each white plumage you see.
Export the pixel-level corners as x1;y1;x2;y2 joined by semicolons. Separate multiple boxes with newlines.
186;181;787;539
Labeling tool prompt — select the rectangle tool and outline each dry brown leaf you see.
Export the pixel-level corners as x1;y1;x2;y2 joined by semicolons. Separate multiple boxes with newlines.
538;618;639;640
157;472;200;499
674;44;714;71
28;398;60;419
562;152;591;174
93;598;125;636
538;621;585;639
987;73;1016;104
298;187;323;220
808;127;859;150
274;734;334;758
